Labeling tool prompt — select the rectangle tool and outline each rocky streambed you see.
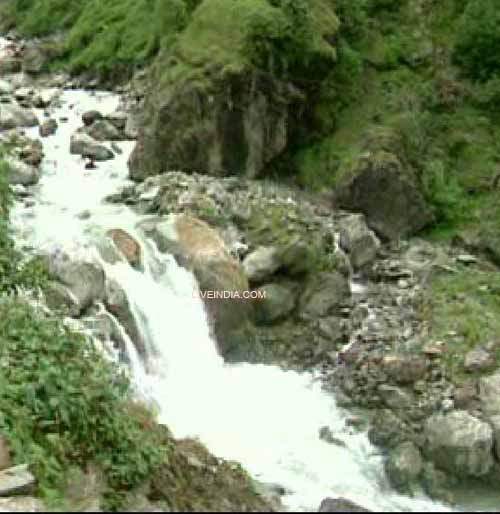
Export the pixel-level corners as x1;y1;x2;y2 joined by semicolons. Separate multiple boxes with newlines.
2;33;500;512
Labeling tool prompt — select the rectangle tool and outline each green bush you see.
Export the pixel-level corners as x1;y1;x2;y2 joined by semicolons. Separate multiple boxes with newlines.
0;299;167;507
454;0;500;80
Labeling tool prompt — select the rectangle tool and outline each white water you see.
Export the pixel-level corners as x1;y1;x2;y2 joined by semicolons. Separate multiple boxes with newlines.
6;68;453;512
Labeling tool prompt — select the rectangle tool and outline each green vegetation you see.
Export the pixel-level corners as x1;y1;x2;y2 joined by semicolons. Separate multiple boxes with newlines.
423;265;500;384
0;154;167;509
454;0;500;81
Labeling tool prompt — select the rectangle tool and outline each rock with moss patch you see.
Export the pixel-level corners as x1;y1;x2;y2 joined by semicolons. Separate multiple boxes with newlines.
333;152;433;240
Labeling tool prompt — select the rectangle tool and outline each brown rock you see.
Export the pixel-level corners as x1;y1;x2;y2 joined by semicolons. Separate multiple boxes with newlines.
107;229;142;268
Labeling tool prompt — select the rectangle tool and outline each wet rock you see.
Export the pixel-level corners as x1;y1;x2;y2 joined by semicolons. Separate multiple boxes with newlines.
0;104;38;130
332;151;433;240
4;157;39;186
106;229;142;268
425;410;494;477
479;371;500;416
385;441;423;495
70;132;114;161
339;214;380;269
142;214;253;361
82;110;103;126
319;427;346;447
87;119;123;141
464;347;496;373
299;272;350;320
318;498;370;512
39;118;58;137
47;253;106;314
44;281;80;317
242;246;281;284
105;278;146;356
0;465;35;497
254;283;296;325
382;354;428;384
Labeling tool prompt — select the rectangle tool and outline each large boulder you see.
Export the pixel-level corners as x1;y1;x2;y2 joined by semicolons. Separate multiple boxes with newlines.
128;0;338;181
424;410;494;478
129;71;296;180
46;252;106;314
333;151;433;240
140;214;253;360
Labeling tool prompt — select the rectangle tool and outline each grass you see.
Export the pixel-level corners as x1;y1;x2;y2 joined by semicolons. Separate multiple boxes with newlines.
423;265;500;384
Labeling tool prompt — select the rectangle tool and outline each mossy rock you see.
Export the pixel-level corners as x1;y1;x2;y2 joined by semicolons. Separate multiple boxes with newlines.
333;150;434;240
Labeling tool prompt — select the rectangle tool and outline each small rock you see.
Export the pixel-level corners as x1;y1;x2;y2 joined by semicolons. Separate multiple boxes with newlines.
39;118;58;137
464;347;496;373
0;465;36;497
339;214;380;269
456;254;477;265
319;427;346;447
423;341;447;358
242;246;281;283
82;110;103;126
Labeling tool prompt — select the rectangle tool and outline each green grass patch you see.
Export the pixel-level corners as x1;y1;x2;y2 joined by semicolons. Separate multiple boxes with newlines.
423;266;500;384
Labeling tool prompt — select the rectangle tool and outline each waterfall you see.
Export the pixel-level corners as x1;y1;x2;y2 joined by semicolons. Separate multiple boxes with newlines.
6;61;452;512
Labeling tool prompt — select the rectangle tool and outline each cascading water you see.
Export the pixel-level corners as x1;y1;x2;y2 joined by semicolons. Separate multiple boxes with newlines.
6;61;454;512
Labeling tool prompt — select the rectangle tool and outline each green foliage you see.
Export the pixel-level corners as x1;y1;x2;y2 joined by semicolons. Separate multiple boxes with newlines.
65;0;189;77
0;299;167;507
454;0;500;81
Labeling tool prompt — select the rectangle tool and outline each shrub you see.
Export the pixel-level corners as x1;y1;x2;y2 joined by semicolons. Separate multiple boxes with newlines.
454;0;500;81
0;299;167;507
